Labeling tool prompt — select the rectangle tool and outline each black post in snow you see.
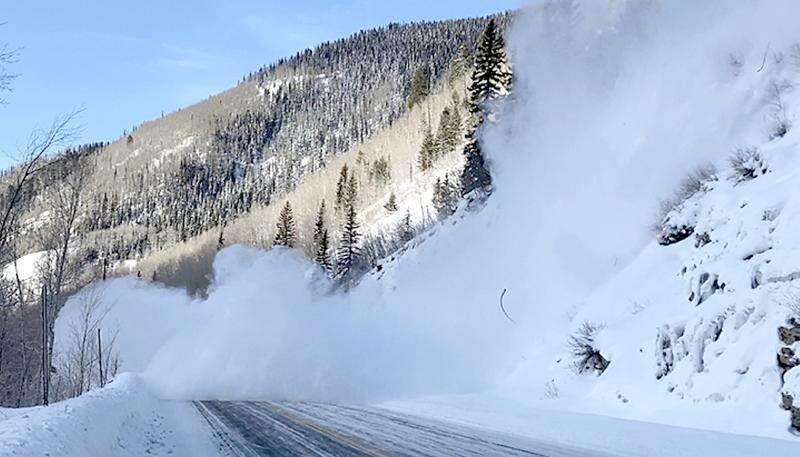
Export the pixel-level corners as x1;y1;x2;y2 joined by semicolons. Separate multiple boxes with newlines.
40;284;49;406
97;327;104;388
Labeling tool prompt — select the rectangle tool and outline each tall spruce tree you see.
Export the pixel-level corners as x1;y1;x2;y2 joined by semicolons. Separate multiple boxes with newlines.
468;19;512;114
216;227;225;251
273;201;296;247
315;228;332;272
335;164;349;210
408;64;431;109
312;201;332;271
461;130;491;195
461;19;512;196
345;173;358;208
448;44;471;84
436;107;453;155
436;105;462;155
397;210;414;243
418;131;436;171
433;175;459;218
336;204;360;280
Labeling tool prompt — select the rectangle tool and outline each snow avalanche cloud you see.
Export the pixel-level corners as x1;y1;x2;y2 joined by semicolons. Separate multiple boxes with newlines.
55;1;800;439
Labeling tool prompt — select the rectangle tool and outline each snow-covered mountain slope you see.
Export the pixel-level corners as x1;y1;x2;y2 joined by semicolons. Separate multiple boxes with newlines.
43;0;800;449
7;17;490;268
132;77;468;293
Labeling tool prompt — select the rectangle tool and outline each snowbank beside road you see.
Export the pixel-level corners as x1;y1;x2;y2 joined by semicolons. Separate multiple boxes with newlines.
0;374;218;457
381;394;800;457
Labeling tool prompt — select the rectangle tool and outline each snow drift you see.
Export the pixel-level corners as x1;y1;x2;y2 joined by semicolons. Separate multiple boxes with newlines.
0;374;217;456
53;0;800;441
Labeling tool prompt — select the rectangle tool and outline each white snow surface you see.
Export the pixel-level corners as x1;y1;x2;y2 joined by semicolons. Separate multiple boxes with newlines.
0;374;218;457
2;250;46;283
35;0;800;452
380;394;800;457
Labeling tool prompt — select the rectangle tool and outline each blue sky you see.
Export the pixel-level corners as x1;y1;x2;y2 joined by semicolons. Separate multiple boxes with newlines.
0;0;521;167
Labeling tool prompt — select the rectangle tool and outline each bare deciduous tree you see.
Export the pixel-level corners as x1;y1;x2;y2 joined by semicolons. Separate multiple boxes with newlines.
0;30;83;407
35;151;90;399
52;286;119;400
0;111;82;261
0;25;19;105
568;321;610;375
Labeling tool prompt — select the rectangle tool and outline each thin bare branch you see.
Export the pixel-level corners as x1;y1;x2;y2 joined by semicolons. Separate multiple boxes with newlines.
499;288;514;323
0;109;82;258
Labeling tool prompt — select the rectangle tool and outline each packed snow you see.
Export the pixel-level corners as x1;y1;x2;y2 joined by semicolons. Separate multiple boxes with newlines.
2;250;46;283
0;374;218;457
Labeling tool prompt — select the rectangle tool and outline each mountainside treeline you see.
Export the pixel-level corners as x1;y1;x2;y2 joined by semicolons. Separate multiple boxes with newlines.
78;17;499;260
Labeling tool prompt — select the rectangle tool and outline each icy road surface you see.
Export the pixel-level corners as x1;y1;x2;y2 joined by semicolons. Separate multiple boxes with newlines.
195;400;615;456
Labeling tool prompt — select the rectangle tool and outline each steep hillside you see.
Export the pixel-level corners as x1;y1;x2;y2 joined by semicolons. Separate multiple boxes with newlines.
70;17;492;262
0;14;508;408
135;75;468;293
5;16;497;277
49;0;800;444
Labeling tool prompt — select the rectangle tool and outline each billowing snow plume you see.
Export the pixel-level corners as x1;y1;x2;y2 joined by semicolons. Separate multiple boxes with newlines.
54;0;800;439
483;0;800;307
56;246;527;403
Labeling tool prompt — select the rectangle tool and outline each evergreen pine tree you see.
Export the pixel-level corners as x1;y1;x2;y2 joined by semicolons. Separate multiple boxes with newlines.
273;201;296;247
335;164;349;210
384;192;398;212
313;200;326;244
433;175;459;218
336;204;360;280
449;103;463;146
408;64;431;109
461;129;491;195
468;19;512;115
418;131;436;171
315;228;332;272
436;106;463;155
370;156;391;186
397;210;414;243
217;227;225;251
436;108;453;155
461;19;512;196
448;44;471;84
345;173;358;208
312;201;332;271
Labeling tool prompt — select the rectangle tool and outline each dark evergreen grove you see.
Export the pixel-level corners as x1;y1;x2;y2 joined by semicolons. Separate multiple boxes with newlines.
461;18;513;197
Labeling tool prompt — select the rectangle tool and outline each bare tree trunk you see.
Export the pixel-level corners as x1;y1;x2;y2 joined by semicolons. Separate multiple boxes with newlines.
34;152;89;402
16;341;30;408
97;328;103;388
0;307;7;375
40;285;49;406
0;31;80;407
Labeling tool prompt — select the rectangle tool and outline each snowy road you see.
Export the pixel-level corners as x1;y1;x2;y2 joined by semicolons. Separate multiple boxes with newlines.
195;400;614;456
